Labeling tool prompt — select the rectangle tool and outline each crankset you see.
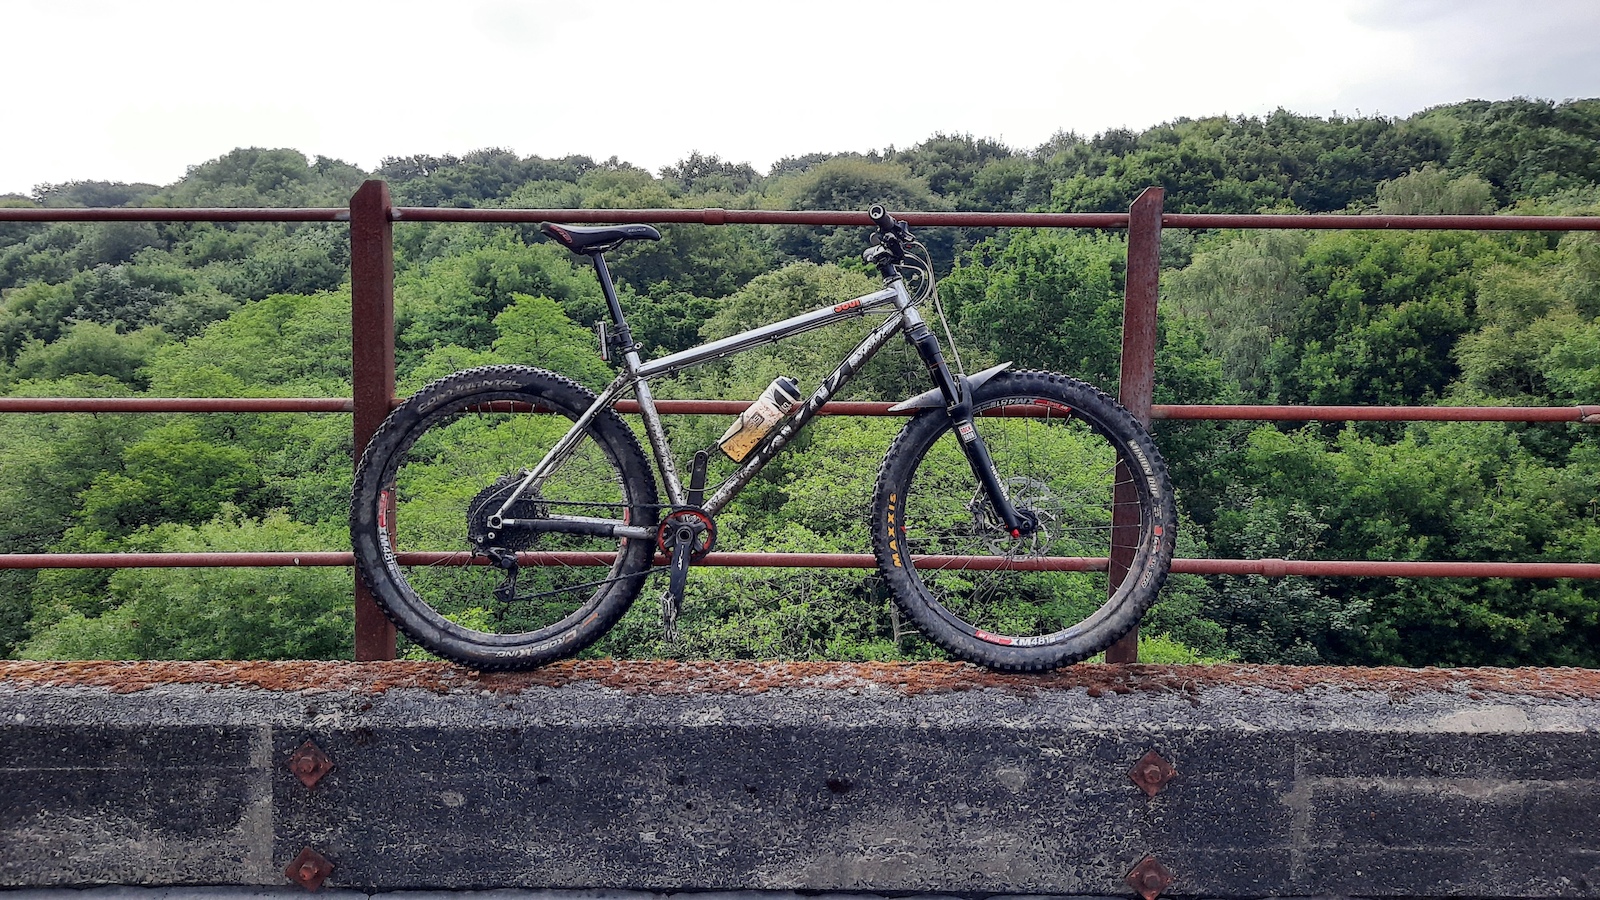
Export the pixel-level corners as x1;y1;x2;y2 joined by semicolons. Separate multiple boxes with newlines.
657;450;715;641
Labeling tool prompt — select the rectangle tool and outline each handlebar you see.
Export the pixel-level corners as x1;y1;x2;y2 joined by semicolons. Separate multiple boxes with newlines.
869;205;912;240
864;204;915;272
863;205;915;273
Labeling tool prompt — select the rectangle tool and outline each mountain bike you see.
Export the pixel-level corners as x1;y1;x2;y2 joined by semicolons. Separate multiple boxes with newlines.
350;207;1176;672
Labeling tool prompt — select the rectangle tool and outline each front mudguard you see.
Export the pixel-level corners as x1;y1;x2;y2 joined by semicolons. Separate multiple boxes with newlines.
886;362;1012;412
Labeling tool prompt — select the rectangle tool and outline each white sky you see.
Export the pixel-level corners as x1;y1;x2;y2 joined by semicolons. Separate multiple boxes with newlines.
2;0;1598;197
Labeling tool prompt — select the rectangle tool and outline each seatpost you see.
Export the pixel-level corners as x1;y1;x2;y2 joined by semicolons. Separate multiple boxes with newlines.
588;252;630;329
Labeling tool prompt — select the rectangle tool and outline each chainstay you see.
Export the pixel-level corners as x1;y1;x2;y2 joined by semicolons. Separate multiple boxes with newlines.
495;564;663;605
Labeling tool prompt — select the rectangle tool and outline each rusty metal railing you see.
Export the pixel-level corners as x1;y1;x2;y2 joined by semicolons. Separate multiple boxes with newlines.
3;183;1599;663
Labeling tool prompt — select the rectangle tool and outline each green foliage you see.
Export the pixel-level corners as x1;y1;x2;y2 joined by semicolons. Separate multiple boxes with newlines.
4;98;1600;666
1270;230;1494;405
892;134;1021;210
77;420;266;535
942;229;1128;391
1164;230;1310;399
660;151;759;195
379;149;595;207
1208;423;1600;666
145;290;353;395
490;294;614;389
10;322;167;388
1376;165;1496;215
396;241;603;362
609;225;772;299
213;228;348;301
20;508;353;661
1431;98;1600;202
767;157;942;262
164;148;366;208
1038;111;1448;214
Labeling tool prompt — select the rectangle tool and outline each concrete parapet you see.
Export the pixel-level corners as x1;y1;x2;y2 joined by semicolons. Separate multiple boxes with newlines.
2;661;1598;897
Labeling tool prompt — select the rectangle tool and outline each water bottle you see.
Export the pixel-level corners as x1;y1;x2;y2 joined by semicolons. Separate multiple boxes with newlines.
717;376;803;462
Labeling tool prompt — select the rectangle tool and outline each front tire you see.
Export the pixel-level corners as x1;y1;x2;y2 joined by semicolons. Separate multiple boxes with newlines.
871;370;1176;671
350;365;658;669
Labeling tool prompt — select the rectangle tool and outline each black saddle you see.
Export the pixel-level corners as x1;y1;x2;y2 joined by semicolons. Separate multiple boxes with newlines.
540;222;661;254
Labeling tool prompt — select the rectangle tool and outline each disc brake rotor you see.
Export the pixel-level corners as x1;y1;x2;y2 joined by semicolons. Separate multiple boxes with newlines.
969;476;1056;556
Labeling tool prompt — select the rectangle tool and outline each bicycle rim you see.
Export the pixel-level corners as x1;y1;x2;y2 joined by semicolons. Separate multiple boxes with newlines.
354;368;656;666
877;373;1173;666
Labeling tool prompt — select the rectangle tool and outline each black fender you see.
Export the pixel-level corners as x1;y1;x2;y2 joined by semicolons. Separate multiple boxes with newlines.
886;362;1012;412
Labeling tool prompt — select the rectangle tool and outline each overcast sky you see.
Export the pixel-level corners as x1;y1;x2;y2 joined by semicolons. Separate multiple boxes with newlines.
3;0;1598;197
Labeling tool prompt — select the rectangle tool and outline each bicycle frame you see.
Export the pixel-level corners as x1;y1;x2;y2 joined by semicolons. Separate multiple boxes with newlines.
501;275;917;534
495;246;1028;544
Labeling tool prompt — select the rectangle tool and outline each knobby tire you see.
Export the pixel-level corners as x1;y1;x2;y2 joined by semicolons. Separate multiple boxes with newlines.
871;370;1176;671
350;365;658;669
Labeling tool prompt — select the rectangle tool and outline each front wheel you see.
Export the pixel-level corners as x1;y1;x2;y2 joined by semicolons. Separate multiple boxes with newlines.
350;365;659;669
871;370;1176;671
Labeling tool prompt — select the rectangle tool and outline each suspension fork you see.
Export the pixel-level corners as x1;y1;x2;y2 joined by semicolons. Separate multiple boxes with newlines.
899;306;1035;537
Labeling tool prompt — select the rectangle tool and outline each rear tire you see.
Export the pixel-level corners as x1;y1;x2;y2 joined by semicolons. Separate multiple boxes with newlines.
350;365;658;669
871;370;1176;671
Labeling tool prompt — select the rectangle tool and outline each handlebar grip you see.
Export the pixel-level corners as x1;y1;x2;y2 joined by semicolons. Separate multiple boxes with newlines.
869;205;898;231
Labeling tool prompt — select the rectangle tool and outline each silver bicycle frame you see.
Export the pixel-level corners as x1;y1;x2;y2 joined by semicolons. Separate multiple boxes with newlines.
500;279;921;533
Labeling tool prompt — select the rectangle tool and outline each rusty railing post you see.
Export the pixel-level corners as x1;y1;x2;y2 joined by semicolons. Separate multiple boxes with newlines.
1106;186;1165;664
350;180;398;661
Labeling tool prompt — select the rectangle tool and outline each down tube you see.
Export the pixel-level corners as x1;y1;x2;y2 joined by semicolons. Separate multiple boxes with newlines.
702;311;906;515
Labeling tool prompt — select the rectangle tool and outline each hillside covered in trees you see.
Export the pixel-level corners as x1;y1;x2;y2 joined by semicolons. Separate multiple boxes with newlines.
1;97;1597;667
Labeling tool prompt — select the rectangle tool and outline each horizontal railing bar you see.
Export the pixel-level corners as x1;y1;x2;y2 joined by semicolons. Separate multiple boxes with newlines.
0;552;356;568
0;398;354;413
2;552;1595;579
2;396;1591;424
1165;213;1600;231
1173;559;1600;579
0;208;348;223
1154;404;1600;423
4;207;1595;233
393;208;1133;228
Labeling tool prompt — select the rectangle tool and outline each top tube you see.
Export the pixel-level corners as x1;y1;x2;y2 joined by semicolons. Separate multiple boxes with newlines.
631;285;902;380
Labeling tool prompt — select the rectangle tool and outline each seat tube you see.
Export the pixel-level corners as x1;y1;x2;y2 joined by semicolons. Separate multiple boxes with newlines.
590;251;684;504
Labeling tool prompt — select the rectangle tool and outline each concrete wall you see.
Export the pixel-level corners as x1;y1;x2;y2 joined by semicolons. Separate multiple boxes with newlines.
3;660;1598;897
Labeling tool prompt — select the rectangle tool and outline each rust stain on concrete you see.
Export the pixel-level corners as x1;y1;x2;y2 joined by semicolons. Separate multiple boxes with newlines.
3;659;1599;700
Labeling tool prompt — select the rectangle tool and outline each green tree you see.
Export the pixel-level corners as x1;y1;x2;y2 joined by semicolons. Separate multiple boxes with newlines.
10;322;168;388
942;229;1128;390
1375;165;1496;215
767;157;942;262
20;508;353;661
1270;230;1494;405
490;293;614;389
76;420;266;535
1164;230;1311;399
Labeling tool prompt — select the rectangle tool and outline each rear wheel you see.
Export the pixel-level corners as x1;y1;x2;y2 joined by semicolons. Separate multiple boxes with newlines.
871;370;1176;671
350;365;658;669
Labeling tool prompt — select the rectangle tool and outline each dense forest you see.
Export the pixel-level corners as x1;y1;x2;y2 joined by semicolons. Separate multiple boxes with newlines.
1;97;1597;667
